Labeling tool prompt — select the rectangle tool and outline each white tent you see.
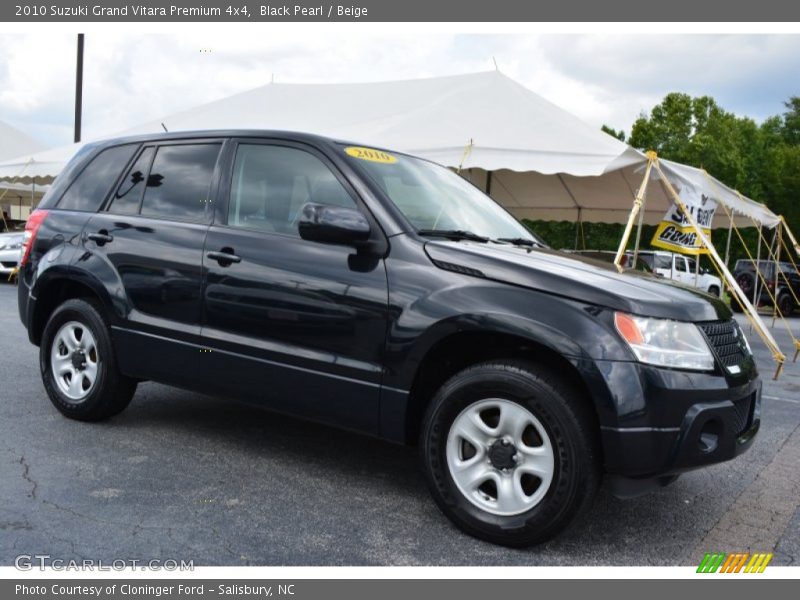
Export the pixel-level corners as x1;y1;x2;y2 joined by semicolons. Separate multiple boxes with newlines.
0;71;779;229
0;120;44;161
0;121;47;221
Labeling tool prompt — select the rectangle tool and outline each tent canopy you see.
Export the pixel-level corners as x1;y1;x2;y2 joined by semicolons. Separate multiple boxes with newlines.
0;120;45;162
0;71;779;229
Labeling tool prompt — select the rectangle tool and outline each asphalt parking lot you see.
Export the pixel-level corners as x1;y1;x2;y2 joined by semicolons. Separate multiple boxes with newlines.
1;281;798;566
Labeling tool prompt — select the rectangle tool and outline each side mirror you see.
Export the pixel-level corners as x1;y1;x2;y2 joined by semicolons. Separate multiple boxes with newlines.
298;203;371;247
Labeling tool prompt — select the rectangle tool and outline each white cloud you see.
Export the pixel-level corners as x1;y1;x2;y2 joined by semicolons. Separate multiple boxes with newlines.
1;33;798;149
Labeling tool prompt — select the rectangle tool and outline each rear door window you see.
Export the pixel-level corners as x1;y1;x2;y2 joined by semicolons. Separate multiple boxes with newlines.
57;144;137;212
140;143;221;222
674;256;687;272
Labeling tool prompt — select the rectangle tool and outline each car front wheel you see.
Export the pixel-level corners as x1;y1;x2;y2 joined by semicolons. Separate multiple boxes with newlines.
40;298;137;421
420;360;601;547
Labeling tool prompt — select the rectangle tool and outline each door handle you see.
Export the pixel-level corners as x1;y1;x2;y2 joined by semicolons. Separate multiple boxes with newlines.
207;250;242;265
87;231;113;245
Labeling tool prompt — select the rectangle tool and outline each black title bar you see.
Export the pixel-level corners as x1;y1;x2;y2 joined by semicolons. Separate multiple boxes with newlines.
4;0;800;22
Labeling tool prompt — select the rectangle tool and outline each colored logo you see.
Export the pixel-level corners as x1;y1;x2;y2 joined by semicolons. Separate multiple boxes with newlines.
697;552;773;573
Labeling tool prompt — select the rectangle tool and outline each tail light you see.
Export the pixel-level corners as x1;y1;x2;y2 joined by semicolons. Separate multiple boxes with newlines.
20;209;49;267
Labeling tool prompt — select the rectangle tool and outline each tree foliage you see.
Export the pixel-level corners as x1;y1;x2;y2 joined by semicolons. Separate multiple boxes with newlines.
628;92;800;233
523;93;798;269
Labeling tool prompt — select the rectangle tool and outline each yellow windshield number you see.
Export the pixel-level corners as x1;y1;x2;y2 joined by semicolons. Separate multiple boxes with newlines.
345;147;397;164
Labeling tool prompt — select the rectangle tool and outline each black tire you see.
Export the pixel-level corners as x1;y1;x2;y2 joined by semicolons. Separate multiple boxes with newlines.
708;285;720;298
730;299;745;313
420;360;601;547
39;298;137;421
730;273;756;313
777;292;795;317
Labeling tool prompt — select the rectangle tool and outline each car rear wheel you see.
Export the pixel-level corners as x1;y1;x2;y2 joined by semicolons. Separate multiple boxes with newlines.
40;298;137;421
420;360;600;547
731;273;756;313
777;292;795;317
708;285;720;297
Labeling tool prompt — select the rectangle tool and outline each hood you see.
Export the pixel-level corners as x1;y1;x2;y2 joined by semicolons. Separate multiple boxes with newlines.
424;240;731;322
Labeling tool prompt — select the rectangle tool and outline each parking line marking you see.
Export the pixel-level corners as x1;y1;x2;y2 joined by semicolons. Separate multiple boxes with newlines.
763;395;800;404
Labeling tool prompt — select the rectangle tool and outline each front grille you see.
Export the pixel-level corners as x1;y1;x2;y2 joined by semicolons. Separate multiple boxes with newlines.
698;320;747;368
0;261;17;268
731;393;754;436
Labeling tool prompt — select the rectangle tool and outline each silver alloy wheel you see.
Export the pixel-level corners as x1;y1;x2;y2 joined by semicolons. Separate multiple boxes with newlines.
446;398;555;516
50;320;99;402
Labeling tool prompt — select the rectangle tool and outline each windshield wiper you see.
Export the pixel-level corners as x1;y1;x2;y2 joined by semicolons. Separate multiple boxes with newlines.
494;237;543;248
417;229;490;243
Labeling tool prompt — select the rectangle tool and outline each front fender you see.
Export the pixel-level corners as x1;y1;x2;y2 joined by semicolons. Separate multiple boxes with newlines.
383;281;632;393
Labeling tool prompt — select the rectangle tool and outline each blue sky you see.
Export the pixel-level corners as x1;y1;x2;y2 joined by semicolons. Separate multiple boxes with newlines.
1;33;799;149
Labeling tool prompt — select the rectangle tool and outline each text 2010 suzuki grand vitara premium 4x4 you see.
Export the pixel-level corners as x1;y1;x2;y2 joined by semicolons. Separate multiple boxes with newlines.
18;131;761;546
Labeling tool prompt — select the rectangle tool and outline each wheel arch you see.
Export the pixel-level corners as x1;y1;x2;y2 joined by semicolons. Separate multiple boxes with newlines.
401;325;602;447
30;273;114;346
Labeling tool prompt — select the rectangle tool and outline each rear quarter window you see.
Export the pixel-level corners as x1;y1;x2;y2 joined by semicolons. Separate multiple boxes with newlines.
56;144;138;212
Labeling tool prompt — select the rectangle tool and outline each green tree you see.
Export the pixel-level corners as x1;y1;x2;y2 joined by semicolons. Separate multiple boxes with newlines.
782;96;800;145
601;125;625;141
626;92;800;237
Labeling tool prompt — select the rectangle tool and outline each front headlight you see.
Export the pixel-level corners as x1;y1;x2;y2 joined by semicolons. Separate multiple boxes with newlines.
614;312;715;371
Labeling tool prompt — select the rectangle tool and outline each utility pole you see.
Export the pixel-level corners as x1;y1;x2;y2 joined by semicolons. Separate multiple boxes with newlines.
74;33;84;143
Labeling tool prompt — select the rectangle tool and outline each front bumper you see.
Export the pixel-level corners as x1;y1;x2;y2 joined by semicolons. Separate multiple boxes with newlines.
592;358;761;489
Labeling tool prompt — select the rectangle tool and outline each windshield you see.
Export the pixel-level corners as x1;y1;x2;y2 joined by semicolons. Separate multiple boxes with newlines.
342;145;539;242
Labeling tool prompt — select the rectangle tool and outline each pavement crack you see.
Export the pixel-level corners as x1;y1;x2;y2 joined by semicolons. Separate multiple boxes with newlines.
18;455;38;499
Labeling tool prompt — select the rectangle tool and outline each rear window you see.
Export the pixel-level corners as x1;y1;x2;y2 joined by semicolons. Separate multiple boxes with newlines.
140;144;221;221
56;144;137;212
653;255;671;269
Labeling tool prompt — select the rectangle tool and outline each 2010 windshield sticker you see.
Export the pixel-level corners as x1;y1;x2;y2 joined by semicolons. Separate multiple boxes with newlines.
345;147;397;164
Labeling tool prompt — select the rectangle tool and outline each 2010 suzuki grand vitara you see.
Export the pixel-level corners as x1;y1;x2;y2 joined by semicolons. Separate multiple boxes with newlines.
18;131;761;546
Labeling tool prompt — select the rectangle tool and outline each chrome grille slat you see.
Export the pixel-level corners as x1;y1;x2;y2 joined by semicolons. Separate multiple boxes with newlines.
698;320;747;368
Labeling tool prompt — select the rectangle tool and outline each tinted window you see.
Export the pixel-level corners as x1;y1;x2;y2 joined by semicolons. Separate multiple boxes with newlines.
686;258;697;272
107;146;154;214
140;144;221;221
653;255;671;269
636;254;654;268
674;257;687;272
57;144;137;212
228;144;355;236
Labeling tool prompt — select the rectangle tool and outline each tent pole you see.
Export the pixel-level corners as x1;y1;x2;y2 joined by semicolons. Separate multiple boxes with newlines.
614;153;655;268
485;171;493;196
724;212;734;267
574;207;582;250
772;227;781;326
694;253;700;287
752;227;762;326
631;174;649;266
653;161;785;376
782;216;800;256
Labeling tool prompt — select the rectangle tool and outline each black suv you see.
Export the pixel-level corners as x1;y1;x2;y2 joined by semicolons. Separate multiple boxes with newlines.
18;131;761;546
732;259;800;316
